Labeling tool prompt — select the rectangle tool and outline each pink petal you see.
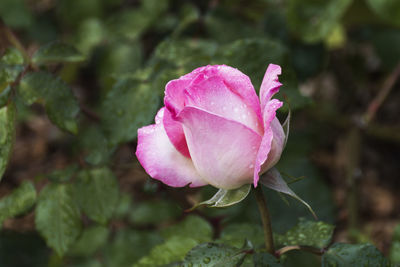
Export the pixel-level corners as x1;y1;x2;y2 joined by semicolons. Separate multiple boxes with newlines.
164;66;208;117
184;74;263;135
177;106;262;190
259;117;285;172
253;99;283;186
163;66;209;156
163;108;191;158
259;64;282;111
136;108;206;188
218;65;262;122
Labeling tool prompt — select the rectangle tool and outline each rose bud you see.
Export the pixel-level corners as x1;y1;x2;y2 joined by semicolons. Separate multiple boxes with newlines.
136;64;285;190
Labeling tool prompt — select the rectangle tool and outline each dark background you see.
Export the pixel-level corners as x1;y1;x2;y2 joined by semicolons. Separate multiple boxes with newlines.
0;0;399;266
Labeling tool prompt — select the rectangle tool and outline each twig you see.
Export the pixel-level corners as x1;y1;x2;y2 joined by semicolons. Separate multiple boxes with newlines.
363;62;400;125
276;245;325;256
80;104;101;121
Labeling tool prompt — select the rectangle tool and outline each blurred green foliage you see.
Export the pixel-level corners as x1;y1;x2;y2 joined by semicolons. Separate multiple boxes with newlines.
0;181;36;223
322;243;389;266
274;218;335;249
0;0;399;266
0;104;15;181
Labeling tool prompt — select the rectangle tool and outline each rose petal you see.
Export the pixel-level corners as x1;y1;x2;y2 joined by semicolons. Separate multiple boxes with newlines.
259;117;285;172
163;108;191;158
184;74;263;135
164;66;208;117
218;65;262;122
136;108;206;187
253;99;283;186
260;64;282;111
163;66;210;156
178;106;262;190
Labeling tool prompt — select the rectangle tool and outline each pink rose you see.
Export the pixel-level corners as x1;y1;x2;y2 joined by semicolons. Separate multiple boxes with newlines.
136;64;285;190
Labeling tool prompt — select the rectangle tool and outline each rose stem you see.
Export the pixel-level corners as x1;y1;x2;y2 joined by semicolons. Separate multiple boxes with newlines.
254;186;275;255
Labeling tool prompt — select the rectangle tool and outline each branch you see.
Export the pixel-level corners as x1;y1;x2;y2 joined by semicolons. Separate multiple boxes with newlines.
363;62;400;125
276;245;325;256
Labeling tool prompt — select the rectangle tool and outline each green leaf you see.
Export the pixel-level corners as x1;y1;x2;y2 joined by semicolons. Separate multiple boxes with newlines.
134;236;199;267
218;223;264;248
286;0;352;43
275;218;334;249
0;48;25;89
73;18;105;55
106;0;169;41
189;184;251;210
259;168;316;219
35;183;82;256
1;47;24;65
113;192;133;219
390;224;400;264
97;42;143;88
0;86;12;108
129;200;180;225
253;253;282;267
106;9;152;41
17;71;80;134
366;0;400;26
32;41;85;64
48;164;79;183
74;167;119;224
104;230;163;267
390;241;400;264
151;39;218;71
78;126;114;165
0;181;36;223
171;4;200;37
0;103;15;181
100;78;160;144
205;11;263;44
161;215;213;243
0;64;24;87
68;226;109;257
322;243;389;267
181;243;247;267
